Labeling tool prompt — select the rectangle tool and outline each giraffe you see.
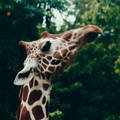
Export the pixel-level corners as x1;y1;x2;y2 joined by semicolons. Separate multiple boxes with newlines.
14;25;102;120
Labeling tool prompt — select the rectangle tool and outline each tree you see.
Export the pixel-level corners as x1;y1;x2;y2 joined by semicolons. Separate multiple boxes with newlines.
51;0;120;120
0;0;68;119
1;0;120;120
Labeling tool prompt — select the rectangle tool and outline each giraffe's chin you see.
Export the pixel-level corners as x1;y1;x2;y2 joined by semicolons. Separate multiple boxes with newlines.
13;67;34;86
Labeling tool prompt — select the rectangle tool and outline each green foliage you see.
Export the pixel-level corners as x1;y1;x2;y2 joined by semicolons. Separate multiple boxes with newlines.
49;109;64;120
0;0;120;120
0;0;68;119
104;115;120;120
51;0;120;120
114;56;120;75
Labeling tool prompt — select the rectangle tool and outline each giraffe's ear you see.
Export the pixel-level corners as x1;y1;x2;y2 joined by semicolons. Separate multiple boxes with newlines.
40;31;49;38
13;67;34;85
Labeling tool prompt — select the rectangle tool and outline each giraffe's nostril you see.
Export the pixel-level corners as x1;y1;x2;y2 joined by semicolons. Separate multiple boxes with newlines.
85;32;99;42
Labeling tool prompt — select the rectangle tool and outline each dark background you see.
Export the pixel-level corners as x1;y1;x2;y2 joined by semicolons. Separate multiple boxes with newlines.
0;0;120;120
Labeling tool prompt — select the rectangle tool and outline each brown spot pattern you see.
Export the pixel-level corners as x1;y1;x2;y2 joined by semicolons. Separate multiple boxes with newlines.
51;59;61;65
56;66;62;73
45;72;51;80
64;57;69;61
29;78;34;88
41;73;45;79
40;66;44;71
67;52;72;56
53;52;62;59
47;56;52;60
21;106;31;120
23;86;29;102
46;101;49;117
32;106;44;119
43;83;50;90
42;96;46;104
43;58;49;64
34;68;40;75
61;49;68;57
73;36;76;39
28;90;42;105
69;54;74;60
42;63;47;69
35;80;38;86
74;33;77;36
48;66;55;72
69;45;77;50
62;61;68;67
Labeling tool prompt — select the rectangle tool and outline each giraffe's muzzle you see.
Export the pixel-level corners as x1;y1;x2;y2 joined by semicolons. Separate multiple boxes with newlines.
85;32;100;42
82;25;103;43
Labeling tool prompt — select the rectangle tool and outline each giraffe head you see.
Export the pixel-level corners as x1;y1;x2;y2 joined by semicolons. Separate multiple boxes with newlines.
14;25;102;85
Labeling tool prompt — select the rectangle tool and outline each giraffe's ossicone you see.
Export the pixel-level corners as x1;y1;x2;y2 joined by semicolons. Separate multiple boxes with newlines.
14;25;102;120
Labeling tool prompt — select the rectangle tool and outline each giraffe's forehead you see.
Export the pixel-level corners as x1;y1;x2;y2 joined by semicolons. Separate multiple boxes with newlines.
43;38;67;51
26;37;67;55
37;37;66;48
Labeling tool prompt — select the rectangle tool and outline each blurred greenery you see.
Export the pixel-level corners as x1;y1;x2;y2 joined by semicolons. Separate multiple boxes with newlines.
0;0;120;120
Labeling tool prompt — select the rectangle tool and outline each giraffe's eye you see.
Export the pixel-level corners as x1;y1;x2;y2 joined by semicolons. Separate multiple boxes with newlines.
41;41;51;52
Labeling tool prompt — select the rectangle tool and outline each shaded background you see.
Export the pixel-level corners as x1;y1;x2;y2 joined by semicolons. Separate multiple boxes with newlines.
0;0;120;120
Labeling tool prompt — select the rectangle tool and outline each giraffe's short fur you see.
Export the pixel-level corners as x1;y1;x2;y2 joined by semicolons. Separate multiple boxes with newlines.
14;25;102;120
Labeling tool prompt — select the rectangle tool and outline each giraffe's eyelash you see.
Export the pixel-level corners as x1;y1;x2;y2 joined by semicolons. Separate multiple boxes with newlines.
41;41;51;52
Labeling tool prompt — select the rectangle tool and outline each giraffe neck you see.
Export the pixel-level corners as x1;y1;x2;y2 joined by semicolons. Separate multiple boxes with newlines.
17;77;51;120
